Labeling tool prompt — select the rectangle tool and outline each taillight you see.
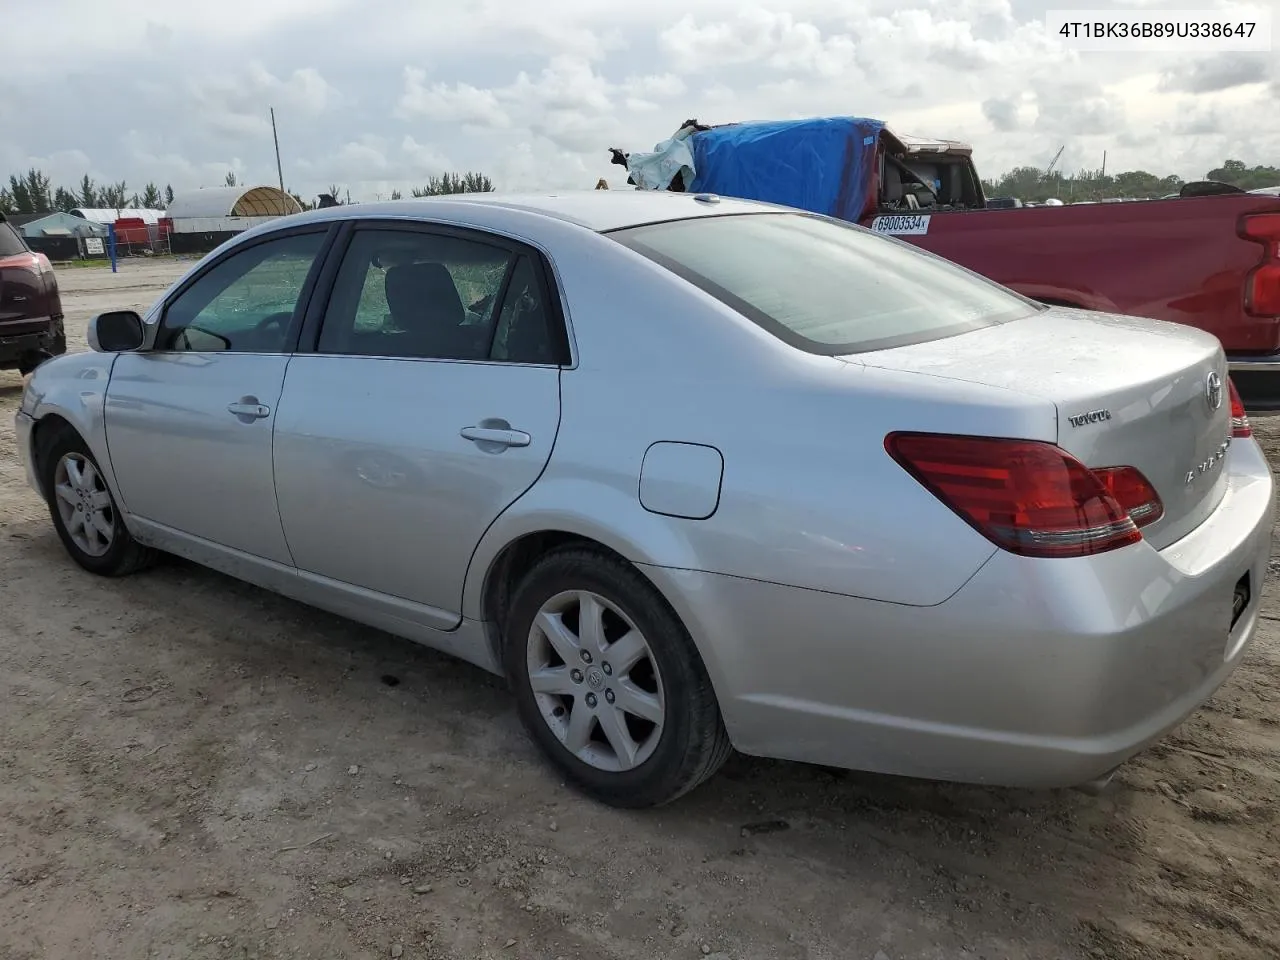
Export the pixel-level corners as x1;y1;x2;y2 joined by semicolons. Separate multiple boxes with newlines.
1228;376;1251;438
885;433;1149;558
1240;213;1280;316
1092;466;1163;527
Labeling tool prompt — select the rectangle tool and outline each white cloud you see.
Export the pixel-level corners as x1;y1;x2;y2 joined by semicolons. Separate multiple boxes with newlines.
2;0;1277;202
396;69;511;128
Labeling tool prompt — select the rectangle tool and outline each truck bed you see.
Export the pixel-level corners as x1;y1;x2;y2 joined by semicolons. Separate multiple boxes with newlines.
872;193;1280;355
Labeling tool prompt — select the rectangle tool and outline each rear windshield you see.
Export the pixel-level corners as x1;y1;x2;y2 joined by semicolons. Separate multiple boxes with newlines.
611;212;1039;355
0;221;28;258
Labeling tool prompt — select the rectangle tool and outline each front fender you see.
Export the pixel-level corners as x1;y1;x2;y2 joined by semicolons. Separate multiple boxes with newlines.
21;351;124;508
460;475;707;622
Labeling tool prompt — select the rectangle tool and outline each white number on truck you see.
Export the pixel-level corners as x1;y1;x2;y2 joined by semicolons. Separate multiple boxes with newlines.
870;215;932;236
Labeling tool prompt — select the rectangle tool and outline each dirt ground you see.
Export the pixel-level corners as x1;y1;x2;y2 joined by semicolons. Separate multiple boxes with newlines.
2;259;1279;960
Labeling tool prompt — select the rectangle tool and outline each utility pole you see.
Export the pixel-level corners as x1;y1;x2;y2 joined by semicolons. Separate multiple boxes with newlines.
270;107;285;194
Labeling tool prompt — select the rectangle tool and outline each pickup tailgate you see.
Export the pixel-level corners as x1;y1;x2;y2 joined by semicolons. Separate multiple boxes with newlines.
857;306;1232;550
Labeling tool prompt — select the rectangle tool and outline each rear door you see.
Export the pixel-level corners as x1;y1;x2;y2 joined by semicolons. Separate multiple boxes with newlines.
272;221;567;625
105;226;333;564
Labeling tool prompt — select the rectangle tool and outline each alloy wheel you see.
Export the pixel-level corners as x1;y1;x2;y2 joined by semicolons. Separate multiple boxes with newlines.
53;453;115;558
526;589;666;772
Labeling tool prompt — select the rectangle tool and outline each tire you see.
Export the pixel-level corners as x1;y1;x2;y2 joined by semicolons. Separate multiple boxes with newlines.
504;545;732;808
40;428;157;577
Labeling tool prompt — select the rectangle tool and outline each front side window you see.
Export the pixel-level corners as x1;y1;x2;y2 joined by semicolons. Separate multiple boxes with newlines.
158;231;326;352
317;228;562;363
611;212;1039;355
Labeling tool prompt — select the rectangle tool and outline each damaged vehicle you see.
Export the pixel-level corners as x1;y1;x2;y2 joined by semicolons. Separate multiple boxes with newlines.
613;117;1280;408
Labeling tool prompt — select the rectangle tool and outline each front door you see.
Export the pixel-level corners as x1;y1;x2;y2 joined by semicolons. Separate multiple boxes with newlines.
105;229;330;564
272;222;568;623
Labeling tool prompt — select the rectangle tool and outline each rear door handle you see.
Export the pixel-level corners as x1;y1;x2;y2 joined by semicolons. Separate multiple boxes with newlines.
460;425;531;448
227;400;271;420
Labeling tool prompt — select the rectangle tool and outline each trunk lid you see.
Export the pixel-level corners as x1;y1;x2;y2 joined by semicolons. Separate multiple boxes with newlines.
854;306;1232;550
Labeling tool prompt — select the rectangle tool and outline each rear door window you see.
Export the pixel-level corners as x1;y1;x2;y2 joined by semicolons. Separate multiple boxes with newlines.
0;222;28;257
315;227;567;364
610;212;1039;355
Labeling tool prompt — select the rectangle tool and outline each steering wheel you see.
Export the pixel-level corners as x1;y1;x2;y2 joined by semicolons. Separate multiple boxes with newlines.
255;311;293;334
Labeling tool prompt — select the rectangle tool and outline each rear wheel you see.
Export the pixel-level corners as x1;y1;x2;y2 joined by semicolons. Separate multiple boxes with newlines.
504;546;731;807
41;429;156;577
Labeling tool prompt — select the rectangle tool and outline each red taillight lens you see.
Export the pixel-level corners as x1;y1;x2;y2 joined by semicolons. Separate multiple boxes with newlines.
1092;466;1163;527
1245;263;1280;316
1241;214;1280;317
885;433;1145;558
1228;376;1251;438
1240;213;1280;245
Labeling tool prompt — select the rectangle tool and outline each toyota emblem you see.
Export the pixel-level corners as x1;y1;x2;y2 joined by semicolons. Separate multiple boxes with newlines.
1205;371;1223;411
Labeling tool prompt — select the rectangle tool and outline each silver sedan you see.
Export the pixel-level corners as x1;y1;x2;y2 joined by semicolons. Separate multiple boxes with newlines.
15;192;1274;807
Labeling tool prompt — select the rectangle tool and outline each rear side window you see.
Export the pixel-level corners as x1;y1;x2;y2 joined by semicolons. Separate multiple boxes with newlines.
611;213;1039;354
0;222;28;257
316;227;566;364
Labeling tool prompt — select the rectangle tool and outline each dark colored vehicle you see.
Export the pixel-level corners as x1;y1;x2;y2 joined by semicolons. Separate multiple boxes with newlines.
0;212;66;374
615;117;1280;406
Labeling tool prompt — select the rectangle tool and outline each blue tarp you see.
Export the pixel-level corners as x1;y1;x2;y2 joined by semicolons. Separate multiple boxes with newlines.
687;116;886;222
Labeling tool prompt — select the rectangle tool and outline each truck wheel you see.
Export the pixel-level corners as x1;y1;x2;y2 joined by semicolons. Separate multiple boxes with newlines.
17;349;54;376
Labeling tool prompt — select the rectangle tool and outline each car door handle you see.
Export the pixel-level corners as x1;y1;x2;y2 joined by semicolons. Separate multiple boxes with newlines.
227;401;271;420
460;425;531;448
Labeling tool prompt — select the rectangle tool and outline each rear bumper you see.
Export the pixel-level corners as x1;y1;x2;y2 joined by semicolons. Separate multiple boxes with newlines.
0;316;65;367
649;437;1275;788
1228;351;1280;371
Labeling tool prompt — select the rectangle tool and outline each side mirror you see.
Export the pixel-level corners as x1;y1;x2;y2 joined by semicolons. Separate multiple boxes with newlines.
88;310;145;353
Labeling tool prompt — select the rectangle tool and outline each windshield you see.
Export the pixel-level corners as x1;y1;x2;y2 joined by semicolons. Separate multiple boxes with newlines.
610;212;1039;355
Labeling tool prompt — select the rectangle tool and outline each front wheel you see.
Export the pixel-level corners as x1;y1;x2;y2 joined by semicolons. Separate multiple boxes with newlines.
41;429;157;577
504;546;731;808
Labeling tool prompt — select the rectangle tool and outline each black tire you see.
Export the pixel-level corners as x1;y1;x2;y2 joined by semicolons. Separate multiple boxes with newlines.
40;427;157;577
504;545;732;808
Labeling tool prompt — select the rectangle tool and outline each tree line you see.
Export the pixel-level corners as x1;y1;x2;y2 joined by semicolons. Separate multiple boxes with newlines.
0;168;496;217
983;159;1280;204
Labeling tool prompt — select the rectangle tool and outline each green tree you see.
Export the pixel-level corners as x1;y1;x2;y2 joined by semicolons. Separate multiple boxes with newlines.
1205;159;1280;190
8;174;32;213
99;180;129;210
140;182;162;209
20;168;53;213
225;171;238;187
411;171;495;197
78;174;98;208
389;188;403;200
0;186;13;215
164;184;175;206
53;186;77;211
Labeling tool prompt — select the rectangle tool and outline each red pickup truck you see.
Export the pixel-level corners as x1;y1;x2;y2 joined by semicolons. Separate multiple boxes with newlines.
615;118;1280;406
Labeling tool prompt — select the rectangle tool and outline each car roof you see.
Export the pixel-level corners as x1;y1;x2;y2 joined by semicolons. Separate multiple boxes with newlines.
283;190;781;234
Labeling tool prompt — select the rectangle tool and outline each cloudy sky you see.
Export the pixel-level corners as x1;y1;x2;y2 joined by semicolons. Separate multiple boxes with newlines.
5;0;1277;202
